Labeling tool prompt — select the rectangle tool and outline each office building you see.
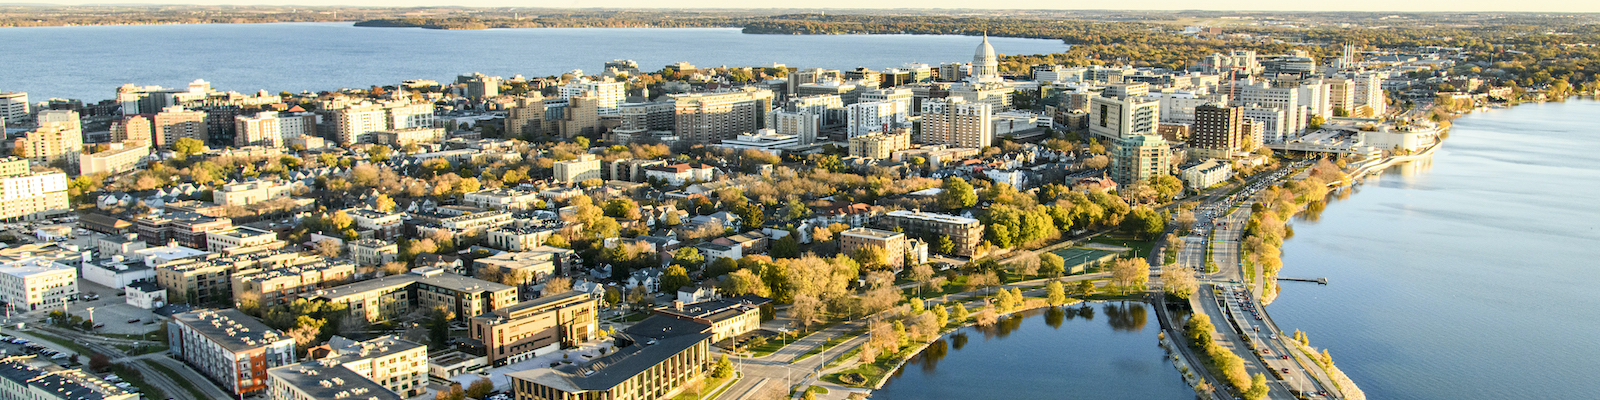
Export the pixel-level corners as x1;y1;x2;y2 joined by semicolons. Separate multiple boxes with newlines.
169;309;296;397
920;98;992;148
1241;106;1287;145
786;68;842;97
1103;82;1151;100
469;291;600;366
879;210;983;257
653;296;770;342
1353;72;1389;117
1088;96;1161;141
839;227;909;268
1326;78;1357;115
507;314;714;400
1233;80;1305;140
847;130;912;159
670;88;774;144
1109;135;1172;187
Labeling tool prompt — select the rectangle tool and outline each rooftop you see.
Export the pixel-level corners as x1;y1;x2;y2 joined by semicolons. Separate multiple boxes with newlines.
266;360;403;400
325;335;426;364
840;227;903;240
0;257;75;278
655;295;772;322
506;324;713;394
171;309;289;352
885;210;980;225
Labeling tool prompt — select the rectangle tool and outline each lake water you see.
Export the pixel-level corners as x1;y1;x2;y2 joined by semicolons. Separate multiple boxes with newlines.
1268;99;1600;399
0;23;1066;102
873;303;1197;399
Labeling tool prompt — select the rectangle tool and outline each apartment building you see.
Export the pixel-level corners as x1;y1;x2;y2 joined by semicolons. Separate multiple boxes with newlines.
205;226;281;252
346;208;403;240
317;268;517;323
232;257;356;309
348;239;398;267
839;227;909;269
1088;95;1161;142
920;98;993;149
372;127;445;147
879;210;983;257
318;335;430;397
0;169;71;221
235;113;283;148
18;110;81;166
152;106;207;148
463;188;542;211
1109;135;1172;187
266;360;404;400
0;357;138;400
135;212;232;248
469;291;600;366
552;154;601;184
847;130;912;159
0;257;77;312
78;142;150;176
670;88;774;144
215;180;295;207
169;309;297;397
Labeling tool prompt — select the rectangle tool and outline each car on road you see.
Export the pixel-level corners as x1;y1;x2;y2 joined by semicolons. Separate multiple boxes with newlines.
126;318;139;323
1282;368;1291;374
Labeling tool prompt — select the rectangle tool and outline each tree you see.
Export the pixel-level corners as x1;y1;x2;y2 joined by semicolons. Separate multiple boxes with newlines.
1243;373;1269;400
544;276;572;295
1110;258;1151;293
1076;280;1096;297
172;137;205;159
712;354;735;378
315;238;342;258
434;383;465;400
811;226;834;243
88;353;111;371
661;265;692;293
465;378;494;399
933;235;954;255
730;201;765;231
720;269;769;297
1047;280;1067;306
428;308;451;348
1083;155;1109;170
770;234;799;258
374;194;397;212
790;294;826;329
672;247;705;268
368;145;392;162
1121;206;1166;241
951;303;969;323
1151;175;1183;199
1162;266;1198;299
852;245;889;270
1040;253;1065;276
939;177;978;210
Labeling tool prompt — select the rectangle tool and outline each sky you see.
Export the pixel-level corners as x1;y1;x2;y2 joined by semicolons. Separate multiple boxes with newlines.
29;1;1600;13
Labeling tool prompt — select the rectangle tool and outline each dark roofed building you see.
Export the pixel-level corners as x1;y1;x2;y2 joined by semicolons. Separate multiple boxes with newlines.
654;295;771;342
507;314;714;400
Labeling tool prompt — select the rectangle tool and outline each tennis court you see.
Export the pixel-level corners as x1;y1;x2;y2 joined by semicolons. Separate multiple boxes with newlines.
1048;247;1120;274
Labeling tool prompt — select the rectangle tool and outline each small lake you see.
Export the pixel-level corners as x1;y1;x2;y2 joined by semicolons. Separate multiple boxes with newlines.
873;302;1197;399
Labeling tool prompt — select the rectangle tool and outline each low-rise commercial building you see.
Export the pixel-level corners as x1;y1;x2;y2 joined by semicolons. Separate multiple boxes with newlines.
0;257;78;312
653;296;771;343
468;291;600;366
169;309;297;397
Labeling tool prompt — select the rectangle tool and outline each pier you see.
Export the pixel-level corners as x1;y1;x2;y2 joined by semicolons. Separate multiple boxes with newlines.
1277;277;1328;285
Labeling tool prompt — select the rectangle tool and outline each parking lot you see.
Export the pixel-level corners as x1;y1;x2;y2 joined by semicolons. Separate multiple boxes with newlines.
60;280;162;335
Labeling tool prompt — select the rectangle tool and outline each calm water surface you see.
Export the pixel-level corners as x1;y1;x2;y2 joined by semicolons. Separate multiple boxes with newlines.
0;23;1065;101
874;303;1196;399
1269;99;1600;399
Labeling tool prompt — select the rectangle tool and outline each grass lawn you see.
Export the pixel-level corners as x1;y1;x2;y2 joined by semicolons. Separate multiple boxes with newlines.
747;320;842;357
108;363;165;400
810;386;831;394
1088;234;1154;259
146;361;209;400
794;328;866;362
823;348;914;389
669;373;739;400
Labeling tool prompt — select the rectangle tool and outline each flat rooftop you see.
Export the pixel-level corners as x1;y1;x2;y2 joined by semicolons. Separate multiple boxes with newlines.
840;227;903;240
171;309;288;352
0;257;74;278
885;209;979;225
266;360;403;400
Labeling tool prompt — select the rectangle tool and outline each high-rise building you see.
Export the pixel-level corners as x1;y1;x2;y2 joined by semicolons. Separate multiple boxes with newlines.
767;110;821;145
1191;104;1245;159
384;101;434;130
235;113;282;148
1088;96;1161;141
1326;78;1356;115
1103;82;1151;100
787;68;842;97
786;94;846;131
111;114;154;145
560;77;627;116
457;73;500;100
506;95;557;138
560;95;602;139
858;88;916;114
1353;72;1389;117
1241;106;1287;144
1233;80;1305;141
845;101;908;138
1109;134;1172;187
152;106;207;149
20;110;83;165
670;88;774;144
0;92;28;124
0;160;69;221
329;103;387;145
919;98;992;149
1298;79;1332;119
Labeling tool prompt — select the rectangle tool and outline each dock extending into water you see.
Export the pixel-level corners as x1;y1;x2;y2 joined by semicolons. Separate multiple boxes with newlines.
1277;276;1329;285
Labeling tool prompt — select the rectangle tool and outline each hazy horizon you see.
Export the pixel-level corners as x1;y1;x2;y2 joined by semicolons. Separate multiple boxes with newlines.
10;1;1600;13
